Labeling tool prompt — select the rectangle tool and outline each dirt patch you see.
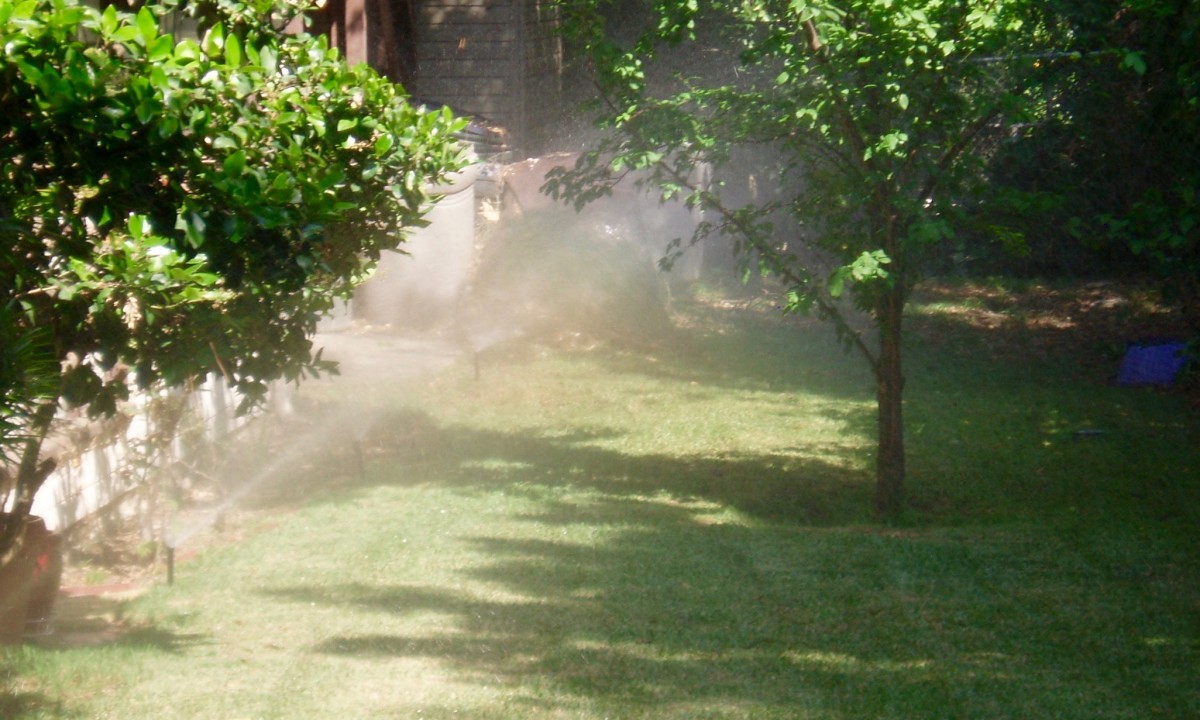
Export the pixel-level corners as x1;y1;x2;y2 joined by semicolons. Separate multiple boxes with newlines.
914;280;1187;344
909;280;1194;381
30;590;144;649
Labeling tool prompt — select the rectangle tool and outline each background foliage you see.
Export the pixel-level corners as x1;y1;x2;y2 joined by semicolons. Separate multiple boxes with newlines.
972;0;1198;328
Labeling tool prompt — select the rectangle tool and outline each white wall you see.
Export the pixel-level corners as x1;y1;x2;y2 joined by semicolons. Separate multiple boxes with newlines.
29;373;247;534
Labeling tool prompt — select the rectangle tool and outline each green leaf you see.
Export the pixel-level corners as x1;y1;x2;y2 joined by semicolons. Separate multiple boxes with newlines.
11;0;37;20
374;133;395;156
128;214;146;241
175;38;201;62
113;25;141;44
135;100;155;124
16;61;43;87
258;45;277;74
148;34;174;62
309;116;326;137
136;6;157;45
828;268;848;297
878;130;908;155
849;250;891;280
225;33;242;66
223;150;247;176
1122;51;1147;76
203;22;225;57
100;4;118;35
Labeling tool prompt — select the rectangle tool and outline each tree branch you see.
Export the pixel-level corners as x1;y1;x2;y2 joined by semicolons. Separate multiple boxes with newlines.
0;401;58;562
918;107;1000;204
653;157;881;373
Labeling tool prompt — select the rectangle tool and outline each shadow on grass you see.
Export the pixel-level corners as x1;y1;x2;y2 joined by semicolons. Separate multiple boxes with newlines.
0;690;81;720
906;280;1194;369
239;305;880;527
260;501;1200;715
242;345;1198;715
251;405;877;527
477;295;876;402
0;594;209;719
29;594;208;654
234;282;1197;716
261;532;962;714
192;294;859;540
247;406;1197;714
261;512;1200;717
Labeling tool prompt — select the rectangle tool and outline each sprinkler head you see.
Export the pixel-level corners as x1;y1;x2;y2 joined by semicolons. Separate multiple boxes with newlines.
165;543;175;586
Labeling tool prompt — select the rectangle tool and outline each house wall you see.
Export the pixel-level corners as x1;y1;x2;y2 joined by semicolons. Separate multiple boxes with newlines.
516;0;563;153
410;0;561;156
308;0;562;156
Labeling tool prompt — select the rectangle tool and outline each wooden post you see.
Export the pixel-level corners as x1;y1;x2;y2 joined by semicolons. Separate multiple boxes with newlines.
343;0;369;66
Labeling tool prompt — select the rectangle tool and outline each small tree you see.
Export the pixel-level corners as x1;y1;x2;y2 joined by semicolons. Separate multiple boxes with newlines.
549;0;1048;517
0;0;465;560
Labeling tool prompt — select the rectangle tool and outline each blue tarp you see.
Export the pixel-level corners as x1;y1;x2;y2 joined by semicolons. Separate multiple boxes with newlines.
1116;340;1189;386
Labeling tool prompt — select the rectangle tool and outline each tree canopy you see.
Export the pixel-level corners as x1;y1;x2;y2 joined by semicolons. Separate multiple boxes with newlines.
550;0;1061;516
0;0;465;556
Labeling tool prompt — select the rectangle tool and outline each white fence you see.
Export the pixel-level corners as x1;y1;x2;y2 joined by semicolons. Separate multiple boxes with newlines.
29;372;249;536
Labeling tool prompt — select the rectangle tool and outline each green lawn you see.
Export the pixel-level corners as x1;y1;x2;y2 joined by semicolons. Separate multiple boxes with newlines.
2;281;1197;719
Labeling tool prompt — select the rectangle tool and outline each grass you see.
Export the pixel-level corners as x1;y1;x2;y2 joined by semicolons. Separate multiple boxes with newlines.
2;277;1198;719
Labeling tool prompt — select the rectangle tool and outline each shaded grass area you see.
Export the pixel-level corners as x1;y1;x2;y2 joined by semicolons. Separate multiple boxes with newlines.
2;280;1197;718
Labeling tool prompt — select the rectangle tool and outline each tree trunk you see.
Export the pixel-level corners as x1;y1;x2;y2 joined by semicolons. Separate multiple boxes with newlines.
875;283;906;518
0;402;57;563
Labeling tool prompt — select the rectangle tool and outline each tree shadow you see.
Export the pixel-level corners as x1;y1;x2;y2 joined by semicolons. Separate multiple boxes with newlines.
0;595;206;719
230;318;1198;716
473;293;876;402
29;593;208;654
353;409;875;527
259;504;1199;716
256;529;1020;715
906;280;1194;376
0;689;81;720
233;300;880;526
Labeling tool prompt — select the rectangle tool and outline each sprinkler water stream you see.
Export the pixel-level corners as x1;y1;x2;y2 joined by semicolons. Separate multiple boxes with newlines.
464;323;524;383
163;404;378;581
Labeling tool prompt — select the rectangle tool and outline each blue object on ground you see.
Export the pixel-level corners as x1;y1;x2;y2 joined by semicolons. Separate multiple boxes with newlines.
1116;340;1188;386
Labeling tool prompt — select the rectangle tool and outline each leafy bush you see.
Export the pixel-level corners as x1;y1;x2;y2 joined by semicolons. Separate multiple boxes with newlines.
0;0;465;557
